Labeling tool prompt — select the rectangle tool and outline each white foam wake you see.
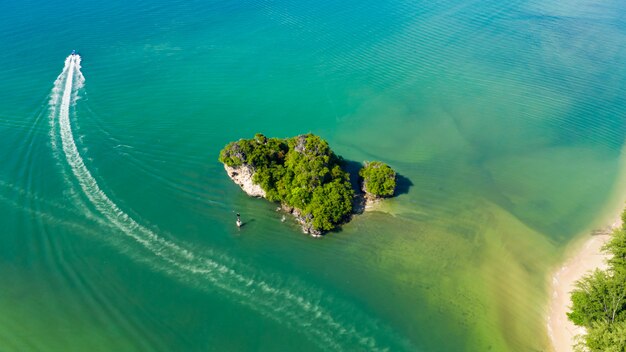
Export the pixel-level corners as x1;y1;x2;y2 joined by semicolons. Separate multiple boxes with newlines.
48;56;72;150
49;55;406;351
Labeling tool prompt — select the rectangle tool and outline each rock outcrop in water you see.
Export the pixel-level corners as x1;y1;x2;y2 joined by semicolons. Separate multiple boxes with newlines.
219;133;397;236
224;164;266;198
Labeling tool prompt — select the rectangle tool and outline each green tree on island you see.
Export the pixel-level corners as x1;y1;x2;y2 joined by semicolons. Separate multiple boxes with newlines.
568;217;626;352
219;133;354;233
359;161;396;198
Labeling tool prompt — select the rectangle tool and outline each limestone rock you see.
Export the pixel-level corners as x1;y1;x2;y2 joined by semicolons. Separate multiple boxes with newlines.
224;164;266;198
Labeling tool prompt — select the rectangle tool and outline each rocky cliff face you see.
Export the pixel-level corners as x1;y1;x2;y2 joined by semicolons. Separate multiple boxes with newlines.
359;184;383;210
279;204;322;237
224;164;266;198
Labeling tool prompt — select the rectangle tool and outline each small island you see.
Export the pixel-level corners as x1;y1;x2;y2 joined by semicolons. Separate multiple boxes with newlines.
360;161;397;201
219;133;398;236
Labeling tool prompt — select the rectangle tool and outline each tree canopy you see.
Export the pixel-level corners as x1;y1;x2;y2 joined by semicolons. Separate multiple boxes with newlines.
359;161;397;198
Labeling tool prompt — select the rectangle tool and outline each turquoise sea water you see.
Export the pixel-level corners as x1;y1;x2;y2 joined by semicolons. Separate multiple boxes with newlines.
2;0;626;350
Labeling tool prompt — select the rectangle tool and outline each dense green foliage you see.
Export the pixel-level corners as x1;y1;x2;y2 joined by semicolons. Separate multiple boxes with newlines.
577;321;626;352
568;215;626;351
359;161;397;197
569;270;626;327
219;134;354;232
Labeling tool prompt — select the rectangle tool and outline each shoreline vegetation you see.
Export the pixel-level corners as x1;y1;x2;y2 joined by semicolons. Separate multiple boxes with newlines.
219;133;398;236
548;212;626;351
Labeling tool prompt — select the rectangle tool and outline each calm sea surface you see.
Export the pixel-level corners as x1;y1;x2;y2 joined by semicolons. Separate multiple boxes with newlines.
2;0;626;350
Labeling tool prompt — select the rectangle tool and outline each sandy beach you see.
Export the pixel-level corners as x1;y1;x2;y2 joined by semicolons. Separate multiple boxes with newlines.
547;218;621;352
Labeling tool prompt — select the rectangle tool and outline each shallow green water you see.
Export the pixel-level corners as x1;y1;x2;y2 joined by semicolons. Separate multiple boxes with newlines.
2;0;626;350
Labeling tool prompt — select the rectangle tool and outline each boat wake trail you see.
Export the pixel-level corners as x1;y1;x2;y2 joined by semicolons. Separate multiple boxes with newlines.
48;55;411;351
